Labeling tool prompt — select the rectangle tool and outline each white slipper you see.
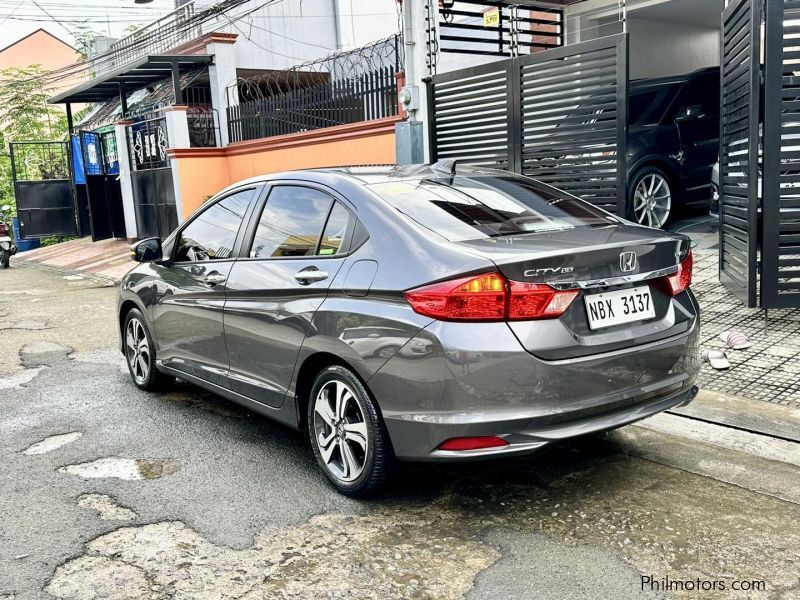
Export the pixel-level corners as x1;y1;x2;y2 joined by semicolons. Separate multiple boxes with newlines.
719;330;752;350
703;349;731;370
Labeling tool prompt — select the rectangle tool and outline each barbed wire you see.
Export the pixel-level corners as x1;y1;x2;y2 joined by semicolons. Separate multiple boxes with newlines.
227;34;403;105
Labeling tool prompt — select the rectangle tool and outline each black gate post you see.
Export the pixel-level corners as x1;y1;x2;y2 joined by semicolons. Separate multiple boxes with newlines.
506;58;522;174
425;77;438;162
615;34;629;217
762;0;783;308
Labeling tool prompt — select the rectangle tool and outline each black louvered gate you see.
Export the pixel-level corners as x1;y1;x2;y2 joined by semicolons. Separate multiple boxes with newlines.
719;0;761;308
427;34;629;214
762;0;800;308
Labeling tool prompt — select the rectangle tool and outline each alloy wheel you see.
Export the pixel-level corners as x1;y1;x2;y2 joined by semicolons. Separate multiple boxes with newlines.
312;379;369;483
633;173;671;228
126;317;151;385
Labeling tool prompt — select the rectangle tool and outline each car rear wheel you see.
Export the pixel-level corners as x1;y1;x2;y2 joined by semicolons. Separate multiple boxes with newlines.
307;365;393;497
124;309;171;391
629;167;672;229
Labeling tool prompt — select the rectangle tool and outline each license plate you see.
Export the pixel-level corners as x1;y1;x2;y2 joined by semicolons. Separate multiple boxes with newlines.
584;285;656;330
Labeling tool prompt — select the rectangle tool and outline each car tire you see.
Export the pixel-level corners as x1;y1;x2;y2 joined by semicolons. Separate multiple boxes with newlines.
628;166;674;229
1;249;9;269
307;365;393;497
123;308;171;391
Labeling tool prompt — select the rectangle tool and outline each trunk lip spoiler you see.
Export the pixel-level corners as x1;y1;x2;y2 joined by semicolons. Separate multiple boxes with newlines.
546;265;680;291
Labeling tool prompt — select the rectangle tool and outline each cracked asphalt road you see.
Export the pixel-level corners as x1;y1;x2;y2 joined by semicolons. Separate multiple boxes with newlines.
1;261;799;599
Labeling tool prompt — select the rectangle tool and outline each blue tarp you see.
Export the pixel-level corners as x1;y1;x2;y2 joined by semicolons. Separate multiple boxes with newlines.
71;135;85;185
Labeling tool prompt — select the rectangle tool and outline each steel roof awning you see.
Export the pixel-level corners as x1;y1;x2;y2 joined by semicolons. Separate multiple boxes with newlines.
48;54;214;104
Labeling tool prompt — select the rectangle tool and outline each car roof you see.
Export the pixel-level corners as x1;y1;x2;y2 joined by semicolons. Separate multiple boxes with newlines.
216;163;510;194
630;66;719;90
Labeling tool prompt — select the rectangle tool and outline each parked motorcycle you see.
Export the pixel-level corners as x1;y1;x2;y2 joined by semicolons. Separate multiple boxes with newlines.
0;205;18;269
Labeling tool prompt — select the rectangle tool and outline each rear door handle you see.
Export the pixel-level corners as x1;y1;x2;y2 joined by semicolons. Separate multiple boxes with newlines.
294;268;328;284
204;272;227;286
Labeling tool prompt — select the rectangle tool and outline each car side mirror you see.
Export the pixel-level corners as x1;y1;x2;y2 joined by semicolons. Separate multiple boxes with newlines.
131;237;163;263
677;104;705;121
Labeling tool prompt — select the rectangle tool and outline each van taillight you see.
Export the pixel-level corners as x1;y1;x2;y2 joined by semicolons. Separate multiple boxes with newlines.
663;250;693;296
404;272;578;322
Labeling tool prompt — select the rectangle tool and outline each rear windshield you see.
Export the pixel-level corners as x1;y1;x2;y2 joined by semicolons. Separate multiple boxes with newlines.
368;175;617;242
629;82;682;126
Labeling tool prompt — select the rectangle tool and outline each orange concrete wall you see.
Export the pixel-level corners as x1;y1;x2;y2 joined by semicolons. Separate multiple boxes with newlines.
0;30;83;97
169;116;399;219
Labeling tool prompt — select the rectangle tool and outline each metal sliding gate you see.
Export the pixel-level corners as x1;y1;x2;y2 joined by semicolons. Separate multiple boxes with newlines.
762;0;800;308
10;141;77;239
719;0;761;307
719;0;800;309
427;34;629;214
127;115;178;240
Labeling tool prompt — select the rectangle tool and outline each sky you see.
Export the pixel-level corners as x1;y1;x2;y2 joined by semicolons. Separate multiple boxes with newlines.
0;0;179;47
0;0;400;51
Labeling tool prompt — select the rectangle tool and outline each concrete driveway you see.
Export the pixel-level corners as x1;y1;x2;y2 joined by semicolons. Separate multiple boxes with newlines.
1;260;799;600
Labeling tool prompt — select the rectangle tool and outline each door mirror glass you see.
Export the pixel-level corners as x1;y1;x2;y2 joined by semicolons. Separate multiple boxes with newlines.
677;104;705;121
131;237;163;263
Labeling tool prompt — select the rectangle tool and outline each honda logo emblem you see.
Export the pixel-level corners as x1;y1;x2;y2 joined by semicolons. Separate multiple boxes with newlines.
620;251;637;272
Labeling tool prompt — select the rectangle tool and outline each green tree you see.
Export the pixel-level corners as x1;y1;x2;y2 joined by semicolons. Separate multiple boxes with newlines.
72;24;101;61
0;65;68;213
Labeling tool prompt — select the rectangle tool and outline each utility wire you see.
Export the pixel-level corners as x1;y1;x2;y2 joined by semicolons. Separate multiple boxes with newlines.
0;0;24;27
22;0;281;86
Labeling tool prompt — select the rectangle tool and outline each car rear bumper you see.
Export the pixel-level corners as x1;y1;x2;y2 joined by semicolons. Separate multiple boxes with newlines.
369;315;700;461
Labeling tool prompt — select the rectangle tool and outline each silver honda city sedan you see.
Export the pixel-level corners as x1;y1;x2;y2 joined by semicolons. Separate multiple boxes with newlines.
117;163;700;496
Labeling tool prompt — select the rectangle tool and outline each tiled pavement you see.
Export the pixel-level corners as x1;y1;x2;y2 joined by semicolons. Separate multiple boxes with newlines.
15;237;135;282
675;217;800;408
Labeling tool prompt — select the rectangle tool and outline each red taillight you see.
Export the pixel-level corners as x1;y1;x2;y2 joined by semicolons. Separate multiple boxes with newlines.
404;271;578;322
403;272;507;321
508;281;580;320
664;250;693;296
438;436;509;451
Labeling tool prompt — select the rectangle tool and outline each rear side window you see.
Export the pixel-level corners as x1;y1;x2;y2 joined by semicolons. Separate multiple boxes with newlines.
175;188;254;262
629;82;682;126
249;186;357;258
369;175;617;242
319;202;353;255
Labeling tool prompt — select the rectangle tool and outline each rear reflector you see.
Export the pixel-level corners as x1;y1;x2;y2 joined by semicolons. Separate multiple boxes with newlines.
438;436;509;451
404;272;578;322
663;250;693;296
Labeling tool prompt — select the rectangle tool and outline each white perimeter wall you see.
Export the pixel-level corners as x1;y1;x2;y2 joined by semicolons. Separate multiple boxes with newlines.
627;17;719;79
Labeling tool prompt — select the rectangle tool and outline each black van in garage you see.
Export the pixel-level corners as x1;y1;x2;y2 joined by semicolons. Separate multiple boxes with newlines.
626;67;720;228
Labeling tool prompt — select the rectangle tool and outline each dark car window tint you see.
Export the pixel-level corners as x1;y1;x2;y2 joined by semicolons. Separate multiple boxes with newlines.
629;82;682;126
683;74;720;118
250;186;333;258
175;188;254;262
319;202;354;256
369;175;617;242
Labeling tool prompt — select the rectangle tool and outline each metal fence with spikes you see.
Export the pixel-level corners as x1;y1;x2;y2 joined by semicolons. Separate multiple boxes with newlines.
226;35;403;144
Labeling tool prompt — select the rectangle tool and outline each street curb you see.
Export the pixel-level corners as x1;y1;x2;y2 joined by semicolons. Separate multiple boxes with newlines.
670;389;800;443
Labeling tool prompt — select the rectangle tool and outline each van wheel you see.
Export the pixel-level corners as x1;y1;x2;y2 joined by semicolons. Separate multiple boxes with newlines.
307;365;393;497
629;166;673;228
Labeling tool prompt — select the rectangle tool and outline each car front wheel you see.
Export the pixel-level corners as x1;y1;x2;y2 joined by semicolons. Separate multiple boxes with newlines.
629;167;672;228
307;365;393;497
124;308;171;391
